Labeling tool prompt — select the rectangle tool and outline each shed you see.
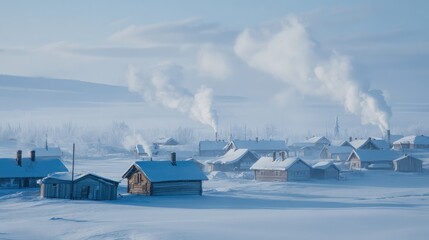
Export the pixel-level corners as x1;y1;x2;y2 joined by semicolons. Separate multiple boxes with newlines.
393;135;429;150
347;149;400;170
311;161;340;180
39;172;119;200
393;155;423;172
122;155;208;196
0;151;68;188
250;156;311;182
206;149;259;172
198;140;227;157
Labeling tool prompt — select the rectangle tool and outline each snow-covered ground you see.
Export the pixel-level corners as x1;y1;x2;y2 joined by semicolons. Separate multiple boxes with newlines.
1;142;429;240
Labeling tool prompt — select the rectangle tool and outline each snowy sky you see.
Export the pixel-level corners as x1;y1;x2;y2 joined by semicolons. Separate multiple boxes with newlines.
1;0;429;137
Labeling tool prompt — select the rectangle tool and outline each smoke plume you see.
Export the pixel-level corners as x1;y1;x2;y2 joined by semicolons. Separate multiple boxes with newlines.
123;133;152;157
126;63;218;132
234;17;391;133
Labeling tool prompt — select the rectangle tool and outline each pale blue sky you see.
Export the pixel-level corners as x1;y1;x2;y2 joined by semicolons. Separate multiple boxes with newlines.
1;1;428;135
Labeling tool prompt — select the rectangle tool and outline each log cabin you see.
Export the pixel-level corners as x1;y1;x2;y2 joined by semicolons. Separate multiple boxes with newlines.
122;153;208;196
347;149;400;170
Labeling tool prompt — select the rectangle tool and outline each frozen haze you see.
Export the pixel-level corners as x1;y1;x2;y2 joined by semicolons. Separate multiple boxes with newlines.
235;17;392;134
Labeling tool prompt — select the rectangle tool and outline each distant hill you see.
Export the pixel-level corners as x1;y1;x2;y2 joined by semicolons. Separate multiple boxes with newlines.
0;74;142;109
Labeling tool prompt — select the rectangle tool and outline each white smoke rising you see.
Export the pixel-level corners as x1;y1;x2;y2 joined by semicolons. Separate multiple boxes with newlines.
123;133;152;157
126;63;218;132
197;43;231;79
234;17;392;133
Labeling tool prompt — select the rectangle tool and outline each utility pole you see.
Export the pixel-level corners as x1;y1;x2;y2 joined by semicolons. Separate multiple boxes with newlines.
70;143;75;200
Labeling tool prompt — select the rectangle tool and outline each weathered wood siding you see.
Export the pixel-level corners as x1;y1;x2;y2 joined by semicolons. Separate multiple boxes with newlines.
287;161;311;181
349;155;361;169
128;172;151;195
254;170;287;181
324;166;340;179
151;181;202;196
394;157;423;172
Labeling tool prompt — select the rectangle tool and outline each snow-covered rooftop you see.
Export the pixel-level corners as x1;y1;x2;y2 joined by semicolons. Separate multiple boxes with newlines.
227;140;286;151
372;139;390;149
349;139;372;150
305;136;330;144
393;135;429;145
312;161;338;170
0;158;68;178
41;172;119;184
208;149;253;164
199;140;228;151
128;160;208;182
323;146;353;154
350;150;400;162
250;157;309;171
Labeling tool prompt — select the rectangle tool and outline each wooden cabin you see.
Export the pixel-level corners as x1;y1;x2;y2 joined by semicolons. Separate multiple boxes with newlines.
122;154;208;196
224;139;287;157
347;149;400;170
393;155;423;172
250;156;311;182
349;138;380;150
319;146;353;161
393;135;429;150
206;149;259;172
199;140;228;157
311;161;340;180
39;172;119;200
0;150;68;188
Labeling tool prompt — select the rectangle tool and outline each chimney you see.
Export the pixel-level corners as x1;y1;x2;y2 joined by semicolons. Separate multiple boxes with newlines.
387;130;391;144
256;137;259;142
281;151;285;160
215;131;218;141
272;152;276;161
171;152;177;166
30;150;36;162
16;150;22;166
349;137;352;142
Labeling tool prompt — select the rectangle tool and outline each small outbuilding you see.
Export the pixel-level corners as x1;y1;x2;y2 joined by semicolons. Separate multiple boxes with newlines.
347;149;400;170
198;140;228;157
206;149;259;172
311;161;340;180
393;135;429;150
122;153;208;196
250;156;311;182
39;172;119;200
393;155;423;172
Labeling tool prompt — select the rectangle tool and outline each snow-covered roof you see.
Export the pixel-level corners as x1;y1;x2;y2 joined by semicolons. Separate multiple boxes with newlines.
371;139;390;149
393;135;429;145
208;149;256;164
250;157;310;171
124;160;208;182
40;172;118;184
305;136;330;144
199;140;228;151
312;161;339;170
349;139;373;150
393;155;422;163
32;147;62;158
0;158;68;178
349;150;400;162
322;146;353;154
227;140;286;151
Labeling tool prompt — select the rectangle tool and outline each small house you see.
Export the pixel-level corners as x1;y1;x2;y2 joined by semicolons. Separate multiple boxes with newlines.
39;172;119;200
198;140;228;157
224;139;287;157
250;156;311;182
319;146;353;161
0;150;68;188
311;161;340;180
393;135;429;150
393;155;423;172
206;149;259;172
347;149;400;170
349;138;379;150
122;153;208;196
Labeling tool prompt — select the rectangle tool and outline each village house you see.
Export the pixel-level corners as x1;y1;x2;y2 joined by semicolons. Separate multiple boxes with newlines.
206;149;259;172
0;150;68;188
39;172;119;200
198;140;228;157
393;135;429;150
290;136;331;158
319;145;353;161
393;155;423;172
346;138;380;150
347;149;400;170
224;139;287;157
250;154;312;182
122;153;208;196
311;161;340;180
305;136;331;148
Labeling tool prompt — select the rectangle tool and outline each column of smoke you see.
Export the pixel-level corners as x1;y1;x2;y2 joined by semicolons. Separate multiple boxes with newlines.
123;133;152;157
127;63;218;133
234;17;392;134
